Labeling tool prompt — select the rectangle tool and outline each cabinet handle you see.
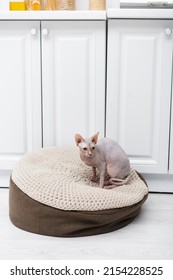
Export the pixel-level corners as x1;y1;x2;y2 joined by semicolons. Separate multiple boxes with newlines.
30;28;37;36
42;29;49;36
165;28;172;36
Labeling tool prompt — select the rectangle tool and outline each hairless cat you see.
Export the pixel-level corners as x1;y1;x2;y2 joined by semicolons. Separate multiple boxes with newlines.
75;132;131;189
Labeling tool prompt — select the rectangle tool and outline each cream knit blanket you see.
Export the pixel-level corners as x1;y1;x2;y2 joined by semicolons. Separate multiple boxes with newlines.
12;146;148;211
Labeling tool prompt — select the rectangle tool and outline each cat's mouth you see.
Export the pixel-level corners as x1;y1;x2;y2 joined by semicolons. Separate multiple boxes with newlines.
86;153;93;158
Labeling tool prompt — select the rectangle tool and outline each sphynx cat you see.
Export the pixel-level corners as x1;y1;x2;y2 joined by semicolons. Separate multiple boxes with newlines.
75;132;131;189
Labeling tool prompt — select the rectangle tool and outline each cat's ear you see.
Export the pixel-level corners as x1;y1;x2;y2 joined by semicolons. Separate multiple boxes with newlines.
90;132;99;144
75;134;85;146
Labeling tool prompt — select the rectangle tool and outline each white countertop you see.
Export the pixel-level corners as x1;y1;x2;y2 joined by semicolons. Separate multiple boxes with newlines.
0;9;173;20
0;10;106;20
107;8;173;19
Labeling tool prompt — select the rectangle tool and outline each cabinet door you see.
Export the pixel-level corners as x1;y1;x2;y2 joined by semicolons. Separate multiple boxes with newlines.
170;86;173;174
107;20;173;173
0;21;42;187
42;21;106;146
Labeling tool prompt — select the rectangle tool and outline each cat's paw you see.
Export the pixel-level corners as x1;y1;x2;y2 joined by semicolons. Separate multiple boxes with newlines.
90;176;97;182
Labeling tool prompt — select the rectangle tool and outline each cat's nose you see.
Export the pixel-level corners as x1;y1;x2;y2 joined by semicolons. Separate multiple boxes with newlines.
89;152;92;156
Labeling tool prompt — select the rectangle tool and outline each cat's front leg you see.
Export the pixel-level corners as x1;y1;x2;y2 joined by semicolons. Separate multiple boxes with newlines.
91;166;97;182
98;165;106;188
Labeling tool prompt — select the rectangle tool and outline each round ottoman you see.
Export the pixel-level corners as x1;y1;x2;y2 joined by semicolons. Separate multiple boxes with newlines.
9;147;148;237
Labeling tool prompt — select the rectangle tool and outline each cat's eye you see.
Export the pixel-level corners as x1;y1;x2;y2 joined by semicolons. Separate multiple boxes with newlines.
92;147;95;150
83;147;87;151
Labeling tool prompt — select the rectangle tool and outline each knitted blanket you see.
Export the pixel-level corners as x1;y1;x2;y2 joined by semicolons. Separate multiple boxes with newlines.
12;146;148;211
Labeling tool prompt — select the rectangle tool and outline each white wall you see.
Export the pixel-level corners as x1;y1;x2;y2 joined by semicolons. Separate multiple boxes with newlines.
0;0;9;10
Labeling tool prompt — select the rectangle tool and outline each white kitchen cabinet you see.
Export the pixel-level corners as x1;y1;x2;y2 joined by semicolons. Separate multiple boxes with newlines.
41;21;106;146
0;19;106;187
0;21;42;187
0;14;172;191
106;20;173;174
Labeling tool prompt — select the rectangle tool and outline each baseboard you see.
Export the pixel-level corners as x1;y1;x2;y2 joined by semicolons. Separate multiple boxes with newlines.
142;173;173;193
